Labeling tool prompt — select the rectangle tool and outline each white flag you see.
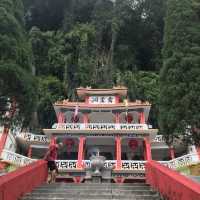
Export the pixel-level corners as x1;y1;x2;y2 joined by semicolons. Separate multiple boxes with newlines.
74;104;79;117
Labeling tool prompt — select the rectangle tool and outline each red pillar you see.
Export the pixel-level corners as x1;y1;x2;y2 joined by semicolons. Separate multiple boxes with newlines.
115;112;120;123
57;112;65;123
28;146;32;158
143;147;147;160
169;146;175;159
0;125;9;156
144;137;152;161
77;136;86;169
115;136;122;170
115;95;120;103
83;113;89;124
139;112;145;124
85;96;89;104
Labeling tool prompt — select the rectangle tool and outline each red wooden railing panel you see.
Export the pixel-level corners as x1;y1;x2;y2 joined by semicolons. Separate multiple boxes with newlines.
0;160;47;200
146;160;200;200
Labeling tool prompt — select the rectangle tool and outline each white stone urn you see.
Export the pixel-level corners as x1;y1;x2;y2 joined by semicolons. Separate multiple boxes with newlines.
90;155;106;175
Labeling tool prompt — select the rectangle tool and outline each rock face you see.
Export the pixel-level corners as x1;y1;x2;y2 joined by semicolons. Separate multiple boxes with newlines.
22;182;162;200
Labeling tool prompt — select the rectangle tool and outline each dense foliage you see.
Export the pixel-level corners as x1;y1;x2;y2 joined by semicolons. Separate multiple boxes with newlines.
2;0;200;148
21;0;165;129
0;0;36;125
159;0;200;145
0;0;180;141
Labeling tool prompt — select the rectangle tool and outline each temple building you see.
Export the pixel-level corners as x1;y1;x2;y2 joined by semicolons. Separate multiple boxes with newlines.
1;87;199;183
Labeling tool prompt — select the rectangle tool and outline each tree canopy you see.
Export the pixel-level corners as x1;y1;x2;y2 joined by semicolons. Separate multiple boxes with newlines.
19;0;165;130
3;0;199;149
159;0;200;145
0;0;36;126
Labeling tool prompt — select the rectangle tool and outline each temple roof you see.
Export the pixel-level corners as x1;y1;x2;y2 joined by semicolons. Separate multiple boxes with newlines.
76;86;127;97
54;101;151;111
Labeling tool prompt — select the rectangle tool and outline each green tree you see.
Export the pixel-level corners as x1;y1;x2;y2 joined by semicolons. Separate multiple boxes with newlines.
24;0;66;30
37;76;64;128
116;70;159;127
159;0;200;145
0;62;37;125
64;23;96;98
114;0;166;71
22;0;167;129
0;0;36;126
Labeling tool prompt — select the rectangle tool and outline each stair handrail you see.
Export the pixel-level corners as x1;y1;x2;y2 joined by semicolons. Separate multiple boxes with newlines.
16;131;49;143
167;152;199;169
146;160;200;200
0;160;47;200
158;153;199;169
1;149;35;166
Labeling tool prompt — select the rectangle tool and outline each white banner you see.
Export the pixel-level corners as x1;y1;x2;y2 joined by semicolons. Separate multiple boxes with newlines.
55;123;148;131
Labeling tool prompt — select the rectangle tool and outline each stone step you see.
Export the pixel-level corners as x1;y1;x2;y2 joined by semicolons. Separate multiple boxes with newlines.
31;189;155;195
36;186;151;191
27;191;156;197
38;183;149;189
22;194;160;200
40;182;147;185
38;182;148;186
38;182;149;187
22;183;161;200
23;198;161;200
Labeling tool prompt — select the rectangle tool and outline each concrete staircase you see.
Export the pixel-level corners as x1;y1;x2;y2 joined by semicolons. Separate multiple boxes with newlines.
22;182;162;200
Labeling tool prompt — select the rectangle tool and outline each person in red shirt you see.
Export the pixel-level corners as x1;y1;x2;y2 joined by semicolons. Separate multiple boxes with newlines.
44;142;63;183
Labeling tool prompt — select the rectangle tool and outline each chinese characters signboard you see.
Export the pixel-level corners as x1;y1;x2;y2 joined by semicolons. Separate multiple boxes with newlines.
89;96;116;104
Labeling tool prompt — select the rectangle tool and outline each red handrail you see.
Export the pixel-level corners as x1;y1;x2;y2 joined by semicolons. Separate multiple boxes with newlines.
146;160;200;200
0;160;47;200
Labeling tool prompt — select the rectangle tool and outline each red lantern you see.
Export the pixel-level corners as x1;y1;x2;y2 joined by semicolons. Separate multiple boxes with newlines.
128;139;138;151
125;114;133;123
64;139;75;155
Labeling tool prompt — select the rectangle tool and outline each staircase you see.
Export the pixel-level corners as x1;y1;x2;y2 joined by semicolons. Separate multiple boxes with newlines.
22;182;161;200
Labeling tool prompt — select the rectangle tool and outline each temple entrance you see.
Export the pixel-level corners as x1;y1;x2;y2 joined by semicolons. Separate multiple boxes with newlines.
85;137;145;161
85;137;115;160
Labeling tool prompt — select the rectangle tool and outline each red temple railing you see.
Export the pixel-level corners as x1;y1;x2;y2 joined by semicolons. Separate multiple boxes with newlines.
0;160;47;200
146;160;200;200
